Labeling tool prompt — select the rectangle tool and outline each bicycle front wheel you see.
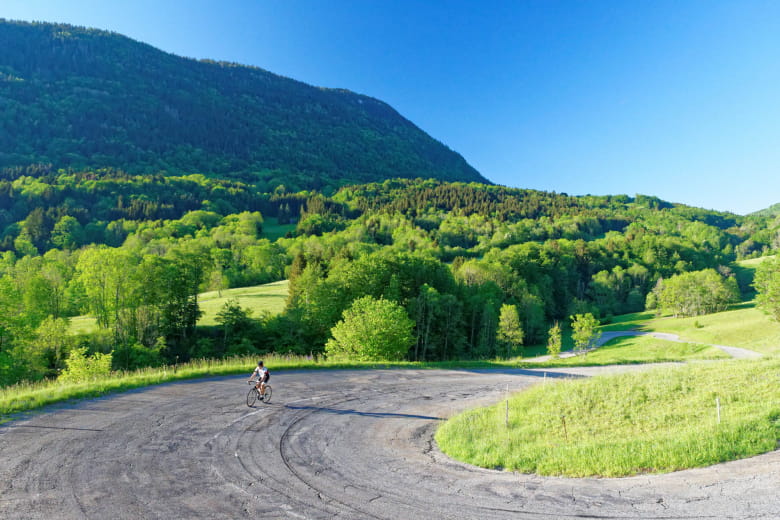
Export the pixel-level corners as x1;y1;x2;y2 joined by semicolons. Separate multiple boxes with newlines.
261;385;272;403
246;387;258;407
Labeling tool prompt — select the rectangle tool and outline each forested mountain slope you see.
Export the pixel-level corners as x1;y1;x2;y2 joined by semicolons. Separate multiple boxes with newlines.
0;20;486;190
750;202;780;218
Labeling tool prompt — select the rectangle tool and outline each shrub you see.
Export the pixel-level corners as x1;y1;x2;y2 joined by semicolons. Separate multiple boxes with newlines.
59;347;113;383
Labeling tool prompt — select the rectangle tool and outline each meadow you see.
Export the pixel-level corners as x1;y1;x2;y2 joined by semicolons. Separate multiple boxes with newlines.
68;280;290;335
197;279;289;325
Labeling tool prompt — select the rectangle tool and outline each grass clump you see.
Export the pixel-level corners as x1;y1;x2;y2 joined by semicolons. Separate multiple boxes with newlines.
436;358;780;477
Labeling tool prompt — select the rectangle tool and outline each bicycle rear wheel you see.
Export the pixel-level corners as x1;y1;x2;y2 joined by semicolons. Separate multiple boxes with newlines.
261;385;272;403
246;387;258;407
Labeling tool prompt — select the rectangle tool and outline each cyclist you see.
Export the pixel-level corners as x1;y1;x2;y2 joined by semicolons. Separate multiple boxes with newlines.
249;360;270;399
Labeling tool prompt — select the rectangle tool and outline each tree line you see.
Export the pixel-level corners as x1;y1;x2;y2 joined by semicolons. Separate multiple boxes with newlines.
1;177;778;387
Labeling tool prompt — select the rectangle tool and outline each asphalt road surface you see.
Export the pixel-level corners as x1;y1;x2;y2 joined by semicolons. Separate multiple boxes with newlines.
1;366;778;519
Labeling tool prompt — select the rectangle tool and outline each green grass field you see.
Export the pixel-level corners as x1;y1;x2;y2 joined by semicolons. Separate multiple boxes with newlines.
534;334;728;367
68;280;290;334
436;357;780;477
197;280;289;325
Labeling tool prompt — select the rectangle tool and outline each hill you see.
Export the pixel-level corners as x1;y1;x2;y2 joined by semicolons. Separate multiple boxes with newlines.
750;202;780;218
0;19;487;191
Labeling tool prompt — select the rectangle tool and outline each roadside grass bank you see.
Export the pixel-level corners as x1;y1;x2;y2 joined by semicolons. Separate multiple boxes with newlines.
436;357;780;477
0;355;539;421
531;335;729;367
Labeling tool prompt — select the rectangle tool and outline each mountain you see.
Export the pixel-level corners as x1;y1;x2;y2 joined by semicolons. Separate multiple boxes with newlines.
0;20;487;191
750;203;780;218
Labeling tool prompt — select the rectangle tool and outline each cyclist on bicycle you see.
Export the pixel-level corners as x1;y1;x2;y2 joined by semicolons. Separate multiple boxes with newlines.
249;360;269;399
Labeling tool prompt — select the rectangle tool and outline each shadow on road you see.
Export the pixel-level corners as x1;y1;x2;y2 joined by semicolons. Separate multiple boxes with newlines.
0;424;104;432
284;404;442;421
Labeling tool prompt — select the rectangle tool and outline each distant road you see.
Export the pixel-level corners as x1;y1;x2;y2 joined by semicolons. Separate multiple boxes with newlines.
1;367;778;519
528;330;763;362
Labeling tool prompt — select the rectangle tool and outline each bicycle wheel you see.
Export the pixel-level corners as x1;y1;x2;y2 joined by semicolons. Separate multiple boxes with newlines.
261;385;272;403
246;387;258;407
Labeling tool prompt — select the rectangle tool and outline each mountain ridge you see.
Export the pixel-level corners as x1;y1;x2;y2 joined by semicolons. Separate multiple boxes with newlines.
0;19;488;191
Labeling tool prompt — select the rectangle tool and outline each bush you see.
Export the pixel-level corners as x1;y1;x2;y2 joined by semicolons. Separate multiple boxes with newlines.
59;347;113;383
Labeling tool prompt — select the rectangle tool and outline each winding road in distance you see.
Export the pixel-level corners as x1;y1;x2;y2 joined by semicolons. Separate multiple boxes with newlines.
1;366;778;519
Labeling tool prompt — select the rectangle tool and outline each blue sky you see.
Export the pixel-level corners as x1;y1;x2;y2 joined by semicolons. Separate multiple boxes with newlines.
3;0;779;215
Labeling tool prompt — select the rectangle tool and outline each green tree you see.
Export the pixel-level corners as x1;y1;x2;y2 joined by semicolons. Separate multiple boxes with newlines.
654;269;739;317
570;313;600;354
496;303;524;358
50;215;84;250
325;296;414;361
754;257;780;321
546;321;562;358
215;299;256;355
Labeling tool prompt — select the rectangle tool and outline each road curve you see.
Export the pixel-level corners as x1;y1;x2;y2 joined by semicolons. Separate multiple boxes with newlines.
1;367;779;519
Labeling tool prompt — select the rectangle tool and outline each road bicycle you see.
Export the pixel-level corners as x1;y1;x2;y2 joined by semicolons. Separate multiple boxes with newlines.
247;379;272;406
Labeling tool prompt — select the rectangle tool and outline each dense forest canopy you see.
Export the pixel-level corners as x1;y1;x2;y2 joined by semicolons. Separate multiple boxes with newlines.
2;171;779;387
0;19;486;191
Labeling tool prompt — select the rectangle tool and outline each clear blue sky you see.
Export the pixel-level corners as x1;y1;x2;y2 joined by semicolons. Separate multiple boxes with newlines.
4;0;780;215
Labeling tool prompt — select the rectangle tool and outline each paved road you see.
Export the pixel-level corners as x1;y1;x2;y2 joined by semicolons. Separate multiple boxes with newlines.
2;367;778;519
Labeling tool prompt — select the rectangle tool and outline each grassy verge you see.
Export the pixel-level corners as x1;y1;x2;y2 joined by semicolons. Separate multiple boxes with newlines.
0;355;536;421
532;335;728;367
436;357;780;477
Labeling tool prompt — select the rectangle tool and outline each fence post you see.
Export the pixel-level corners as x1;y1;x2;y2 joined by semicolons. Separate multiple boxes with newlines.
716;397;721;424
505;384;509;427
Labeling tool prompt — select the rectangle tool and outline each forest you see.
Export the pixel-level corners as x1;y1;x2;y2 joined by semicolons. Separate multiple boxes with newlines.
2;170;779;387
0;20;485;191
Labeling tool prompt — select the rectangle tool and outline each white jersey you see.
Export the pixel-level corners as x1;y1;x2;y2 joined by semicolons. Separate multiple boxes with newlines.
253;366;268;380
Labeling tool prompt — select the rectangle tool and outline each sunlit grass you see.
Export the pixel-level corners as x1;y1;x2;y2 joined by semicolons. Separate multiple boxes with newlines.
436;357;780;477
640;304;780;355
67;280;290;334
535;335;728;367
197;279;289;325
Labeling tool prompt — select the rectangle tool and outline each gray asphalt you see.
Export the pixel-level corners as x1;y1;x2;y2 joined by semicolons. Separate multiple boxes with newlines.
1;366;778;519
